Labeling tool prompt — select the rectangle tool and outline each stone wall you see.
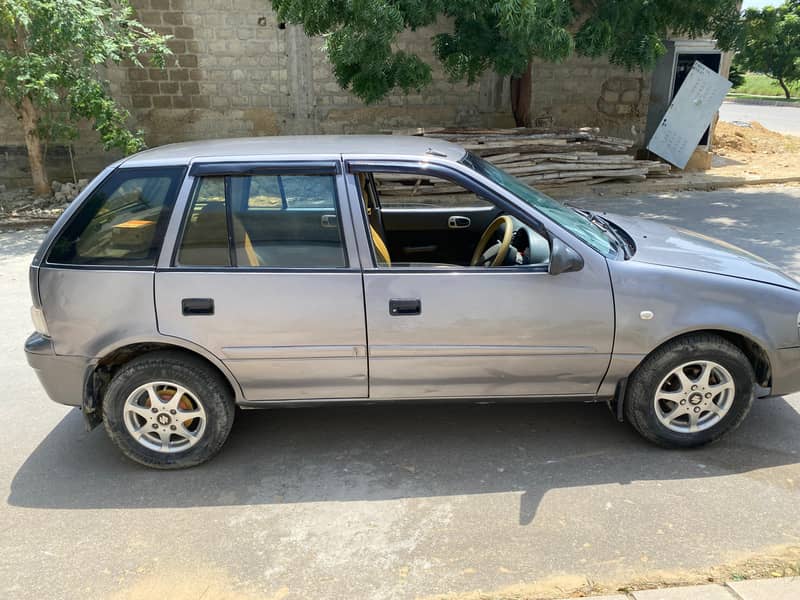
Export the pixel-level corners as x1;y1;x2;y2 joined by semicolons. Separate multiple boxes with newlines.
0;0;650;188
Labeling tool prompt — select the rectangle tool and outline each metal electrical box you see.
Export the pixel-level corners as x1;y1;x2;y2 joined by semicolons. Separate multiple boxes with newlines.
645;40;725;148
647;62;731;169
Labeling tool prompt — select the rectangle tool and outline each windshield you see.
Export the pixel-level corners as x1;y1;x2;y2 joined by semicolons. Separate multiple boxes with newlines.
460;152;618;258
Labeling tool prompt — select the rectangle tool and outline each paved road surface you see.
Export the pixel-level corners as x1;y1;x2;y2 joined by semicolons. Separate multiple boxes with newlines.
720;101;800;135
1;186;799;600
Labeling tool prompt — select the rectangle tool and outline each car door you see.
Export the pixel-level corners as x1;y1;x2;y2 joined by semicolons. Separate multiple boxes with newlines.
344;159;615;400
155;161;368;402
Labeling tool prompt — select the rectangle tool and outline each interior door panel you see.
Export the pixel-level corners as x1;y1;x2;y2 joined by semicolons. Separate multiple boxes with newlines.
381;206;501;265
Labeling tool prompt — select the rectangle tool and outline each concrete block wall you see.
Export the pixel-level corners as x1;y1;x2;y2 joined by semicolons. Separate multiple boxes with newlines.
0;0;649;188
530;56;650;142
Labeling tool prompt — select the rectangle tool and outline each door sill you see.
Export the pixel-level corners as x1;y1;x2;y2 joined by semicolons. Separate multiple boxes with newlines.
237;394;606;409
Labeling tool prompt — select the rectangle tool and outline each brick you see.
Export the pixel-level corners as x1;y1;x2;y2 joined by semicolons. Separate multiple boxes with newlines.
166;39;186;53
170;0;186;9
149;0;170;9
215;28;236;40
148;68;169;81
180;81;200;95
172;95;191;108
159;82;179;94
152;96;173;108
139;10;164;26
168;69;189;81
173;26;194;40
127;68;149;81
191;95;211;108
177;54;198;68
129;81;159;94
211;96;229;108
131;95;152;108
162;12;183;26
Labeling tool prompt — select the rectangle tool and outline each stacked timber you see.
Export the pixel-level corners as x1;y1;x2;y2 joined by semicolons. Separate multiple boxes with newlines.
393;127;671;187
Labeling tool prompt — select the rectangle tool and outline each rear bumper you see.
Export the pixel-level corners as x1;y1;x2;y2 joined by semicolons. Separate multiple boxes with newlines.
25;332;88;407
771;346;800;397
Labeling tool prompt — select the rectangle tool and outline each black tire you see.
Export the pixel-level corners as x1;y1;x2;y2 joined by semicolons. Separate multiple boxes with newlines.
102;351;235;469
625;333;755;448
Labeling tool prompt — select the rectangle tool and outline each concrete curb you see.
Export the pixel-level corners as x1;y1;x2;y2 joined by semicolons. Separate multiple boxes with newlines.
725;97;800;108
553;576;800;599
548;175;800;198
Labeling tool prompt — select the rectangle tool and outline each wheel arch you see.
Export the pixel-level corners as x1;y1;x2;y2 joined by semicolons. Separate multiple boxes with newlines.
636;328;772;390
608;327;773;421
83;338;243;428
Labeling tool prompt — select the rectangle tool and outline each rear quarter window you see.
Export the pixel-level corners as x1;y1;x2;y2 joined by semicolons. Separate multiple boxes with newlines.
48;167;184;266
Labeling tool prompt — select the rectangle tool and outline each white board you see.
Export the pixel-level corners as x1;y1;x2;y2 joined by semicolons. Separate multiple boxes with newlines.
647;61;732;169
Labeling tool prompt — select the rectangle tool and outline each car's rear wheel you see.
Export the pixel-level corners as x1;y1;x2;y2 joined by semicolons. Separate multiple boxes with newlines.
102;352;235;469
625;333;755;448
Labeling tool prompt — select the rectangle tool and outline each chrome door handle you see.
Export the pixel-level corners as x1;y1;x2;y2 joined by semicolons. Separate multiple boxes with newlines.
448;215;471;229
321;214;338;228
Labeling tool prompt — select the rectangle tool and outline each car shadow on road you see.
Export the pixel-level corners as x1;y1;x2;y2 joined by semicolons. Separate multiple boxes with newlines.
9;396;800;525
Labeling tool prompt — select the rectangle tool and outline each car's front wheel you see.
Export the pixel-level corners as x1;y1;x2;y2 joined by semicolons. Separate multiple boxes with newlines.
625;333;756;448
102;351;235;469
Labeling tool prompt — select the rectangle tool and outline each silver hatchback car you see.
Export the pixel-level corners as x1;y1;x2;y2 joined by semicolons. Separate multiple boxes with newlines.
25;136;800;469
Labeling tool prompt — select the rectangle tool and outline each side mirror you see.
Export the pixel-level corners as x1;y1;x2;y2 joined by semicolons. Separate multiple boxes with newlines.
549;238;584;275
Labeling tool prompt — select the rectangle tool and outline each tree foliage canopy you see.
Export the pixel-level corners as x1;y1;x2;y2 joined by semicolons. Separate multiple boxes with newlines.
734;0;800;98
271;0;742;105
0;0;170;154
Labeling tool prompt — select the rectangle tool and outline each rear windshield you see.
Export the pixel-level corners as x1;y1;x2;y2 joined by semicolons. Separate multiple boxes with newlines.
48;167;184;266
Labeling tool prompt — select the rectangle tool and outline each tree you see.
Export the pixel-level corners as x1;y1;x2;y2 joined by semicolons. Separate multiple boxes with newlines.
728;57;746;89
270;0;741;128
0;1;170;194
735;1;800;99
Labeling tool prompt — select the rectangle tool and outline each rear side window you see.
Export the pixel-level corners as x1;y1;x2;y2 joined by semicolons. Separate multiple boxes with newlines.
176;173;346;269
48;167;184;266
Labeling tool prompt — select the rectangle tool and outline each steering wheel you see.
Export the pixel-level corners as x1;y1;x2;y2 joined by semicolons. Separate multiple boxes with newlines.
470;215;515;267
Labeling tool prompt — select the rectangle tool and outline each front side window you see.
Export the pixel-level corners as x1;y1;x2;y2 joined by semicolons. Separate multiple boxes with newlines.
373;172;491;209
48;167;184;266
460;153;618;258
177;172;346;269
355;169;551;269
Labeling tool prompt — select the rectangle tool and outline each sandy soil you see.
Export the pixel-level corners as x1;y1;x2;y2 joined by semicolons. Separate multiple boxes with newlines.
425;544;800;599
710;121;800;179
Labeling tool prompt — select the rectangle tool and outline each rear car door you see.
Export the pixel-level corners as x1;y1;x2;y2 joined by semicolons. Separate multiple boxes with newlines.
155;162;368;402
345;159;615;400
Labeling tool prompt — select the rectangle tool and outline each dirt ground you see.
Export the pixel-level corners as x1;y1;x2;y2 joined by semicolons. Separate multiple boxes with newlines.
710;120;800;179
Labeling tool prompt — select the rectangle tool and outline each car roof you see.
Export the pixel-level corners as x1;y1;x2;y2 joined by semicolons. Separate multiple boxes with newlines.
120;135;466;167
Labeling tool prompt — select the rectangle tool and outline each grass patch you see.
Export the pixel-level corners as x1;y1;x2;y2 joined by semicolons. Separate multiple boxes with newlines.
732;72;799;98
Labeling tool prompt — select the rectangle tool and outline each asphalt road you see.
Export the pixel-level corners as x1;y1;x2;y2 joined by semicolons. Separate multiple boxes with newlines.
1;186;800;600
719;101;800;135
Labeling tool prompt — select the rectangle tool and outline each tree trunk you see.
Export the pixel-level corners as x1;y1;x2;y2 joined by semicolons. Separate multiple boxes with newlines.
777;78;791;100
19;96;49;195
510;60;533;128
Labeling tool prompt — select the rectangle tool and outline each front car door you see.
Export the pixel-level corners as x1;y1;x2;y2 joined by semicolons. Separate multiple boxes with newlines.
155;160;368;402
343;158;615;400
